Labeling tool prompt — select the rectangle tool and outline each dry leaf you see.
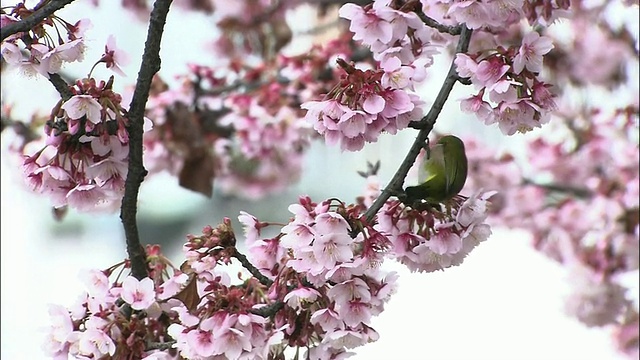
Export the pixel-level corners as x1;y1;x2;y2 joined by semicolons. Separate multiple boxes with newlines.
172;273;200;312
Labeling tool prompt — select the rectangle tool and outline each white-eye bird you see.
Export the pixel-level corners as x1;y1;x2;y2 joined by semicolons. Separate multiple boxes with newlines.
404;135;468;204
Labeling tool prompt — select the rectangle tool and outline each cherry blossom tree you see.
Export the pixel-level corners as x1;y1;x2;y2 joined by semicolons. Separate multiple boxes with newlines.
1;0;638;359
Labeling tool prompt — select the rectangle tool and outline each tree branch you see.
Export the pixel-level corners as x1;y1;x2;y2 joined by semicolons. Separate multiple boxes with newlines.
0;0;78;42
146;340;176;351
120;0;173;280
416;11;462;36
523;178;593;198
232;249;274;288
48;73;74;100
250;301;285;317
363;26;473;223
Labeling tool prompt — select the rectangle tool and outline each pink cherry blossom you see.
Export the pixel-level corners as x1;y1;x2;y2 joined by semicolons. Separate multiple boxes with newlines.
61;95;103;124
102;35;131;76
338;3;394;48
79;269;110;297
513;32;554;74
284;287;321;310
121;276;156;310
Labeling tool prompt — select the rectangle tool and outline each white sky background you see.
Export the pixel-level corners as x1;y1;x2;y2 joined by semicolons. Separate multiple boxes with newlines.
0;1;638;359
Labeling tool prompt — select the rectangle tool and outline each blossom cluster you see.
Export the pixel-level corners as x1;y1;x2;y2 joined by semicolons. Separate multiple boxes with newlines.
21;78;136;212
141;63;316;199
461;96;639;337
376;191;494;272
301;1;442;152
43;188;495;359
1;5;88;78
455;31;556;135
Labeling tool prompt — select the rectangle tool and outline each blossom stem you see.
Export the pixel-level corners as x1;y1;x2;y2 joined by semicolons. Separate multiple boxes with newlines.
363;26;473;224
120;0;173;280
0;0;78;42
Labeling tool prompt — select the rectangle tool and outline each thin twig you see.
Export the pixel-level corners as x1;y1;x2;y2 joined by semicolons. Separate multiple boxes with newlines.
232;250;274;287
363;26;473;223
523;178;593;198
0;0;78;42
120;0;174;280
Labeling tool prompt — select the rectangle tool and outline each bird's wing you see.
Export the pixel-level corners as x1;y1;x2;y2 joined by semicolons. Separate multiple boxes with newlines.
418;144;445;184
444;143;459;194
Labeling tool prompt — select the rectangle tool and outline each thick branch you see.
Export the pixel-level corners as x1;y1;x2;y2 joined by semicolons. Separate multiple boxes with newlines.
363;26;473;223
120;0;173;280
0;0;78;42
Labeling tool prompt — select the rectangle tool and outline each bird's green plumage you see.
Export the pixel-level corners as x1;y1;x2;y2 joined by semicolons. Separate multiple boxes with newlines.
404;135;468;204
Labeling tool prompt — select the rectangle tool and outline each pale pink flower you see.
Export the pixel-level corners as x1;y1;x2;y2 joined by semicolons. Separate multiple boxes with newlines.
484;0;524;27
1;42;21;65
280;222;315;249
454;53;479;79
42;304;74;356
212;324;252;358
494;100;538;135
69;18;92;38
79;269;110;297
339;3;394;47
475;57;510;89
428;225;463;255
362;94;386;115
380;88;414;118
86;155;128;185
337;300;373;327
186;329;216;357
248;238;286;275
340;133;366;151
55;39;86;63
381;56;414;89
62;95;102;124
158;273;189;300
102;35;131;76
76;329;116;358
328;278;371;304
284;287;321;310
66;183;107;212
460;93;493;122
456;191;497;228
315;212;350;234
324;329;368;349
513;32;554;74
310;308;344;332
121;276;156;310
338;110;369;137
447;0;492;29
313;232;354;270
564;266;629;327
238;211;262;245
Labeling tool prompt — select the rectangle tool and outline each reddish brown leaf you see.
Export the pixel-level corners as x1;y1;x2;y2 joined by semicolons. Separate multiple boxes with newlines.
172;273;200;312
178;151;215;197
